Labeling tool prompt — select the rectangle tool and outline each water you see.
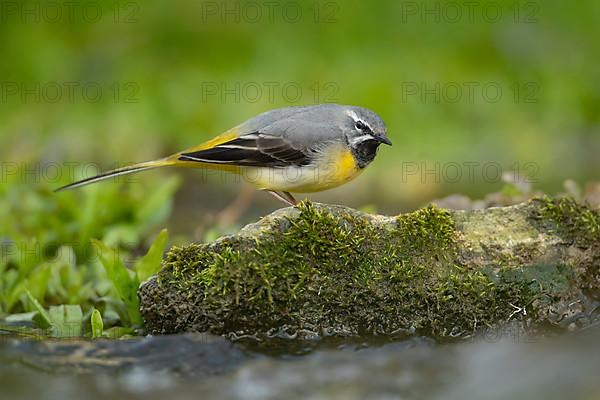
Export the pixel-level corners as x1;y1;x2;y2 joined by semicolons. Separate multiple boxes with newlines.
1;327;599;400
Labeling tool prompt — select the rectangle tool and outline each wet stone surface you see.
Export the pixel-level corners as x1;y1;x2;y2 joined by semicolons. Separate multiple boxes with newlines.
140;199;600;340
1;326;600;400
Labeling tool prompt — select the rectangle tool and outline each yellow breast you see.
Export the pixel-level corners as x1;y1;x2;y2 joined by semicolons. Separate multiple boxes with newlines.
245;144;362;193
324;146;362;187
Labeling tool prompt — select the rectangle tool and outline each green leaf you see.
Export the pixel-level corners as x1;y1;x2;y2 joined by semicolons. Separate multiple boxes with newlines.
26;264;52;304
91;308;103;339
135;229;169;283
92;239;141;326
25;289;51;329
3;311;37;323
5;279;26;314
48;305;83;338
93;240;135;299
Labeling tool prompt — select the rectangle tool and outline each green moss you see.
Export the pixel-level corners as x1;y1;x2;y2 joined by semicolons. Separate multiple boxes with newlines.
528;197;600;326
145;201;545;340
394;205;457;264
530;196;600;247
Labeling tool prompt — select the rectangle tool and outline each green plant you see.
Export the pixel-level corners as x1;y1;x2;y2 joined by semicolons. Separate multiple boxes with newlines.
0;167;178;337
0;230;168;338
93;229;169;327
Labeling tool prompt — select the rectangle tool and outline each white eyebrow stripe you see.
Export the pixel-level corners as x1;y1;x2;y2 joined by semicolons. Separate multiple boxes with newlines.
346;110;374;132
346;109;360;121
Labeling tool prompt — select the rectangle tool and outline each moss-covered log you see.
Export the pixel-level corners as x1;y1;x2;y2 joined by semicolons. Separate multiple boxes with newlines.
139;197;599;340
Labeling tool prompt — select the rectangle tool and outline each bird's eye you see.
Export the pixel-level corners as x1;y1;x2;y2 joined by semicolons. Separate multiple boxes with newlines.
355;120;369;132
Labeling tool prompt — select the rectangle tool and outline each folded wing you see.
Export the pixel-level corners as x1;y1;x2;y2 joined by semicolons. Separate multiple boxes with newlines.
178;133;312;168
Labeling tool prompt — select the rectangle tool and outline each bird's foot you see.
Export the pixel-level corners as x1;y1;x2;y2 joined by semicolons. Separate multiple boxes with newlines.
265;190;297;206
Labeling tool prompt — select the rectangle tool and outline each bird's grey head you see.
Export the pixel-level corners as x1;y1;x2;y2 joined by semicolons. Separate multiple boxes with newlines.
342;106;391;168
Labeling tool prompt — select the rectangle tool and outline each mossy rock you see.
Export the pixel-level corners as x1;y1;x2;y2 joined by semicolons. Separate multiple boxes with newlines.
139;197;600;340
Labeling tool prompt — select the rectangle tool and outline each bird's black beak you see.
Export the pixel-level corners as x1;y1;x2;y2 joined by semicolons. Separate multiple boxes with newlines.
376;133;392;146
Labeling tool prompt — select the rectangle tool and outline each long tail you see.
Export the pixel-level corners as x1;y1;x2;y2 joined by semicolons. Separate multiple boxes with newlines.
55;129;242;192
55;158;177;192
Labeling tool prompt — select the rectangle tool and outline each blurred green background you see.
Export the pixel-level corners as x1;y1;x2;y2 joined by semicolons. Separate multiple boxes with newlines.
1;0;599;232
1;0;599;334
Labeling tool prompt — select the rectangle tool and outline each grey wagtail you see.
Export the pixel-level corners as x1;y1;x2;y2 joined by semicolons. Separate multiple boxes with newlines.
56;104;391;205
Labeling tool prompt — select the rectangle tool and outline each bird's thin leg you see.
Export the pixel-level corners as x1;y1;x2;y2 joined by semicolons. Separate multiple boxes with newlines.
282;191;297;205
265;190;296;206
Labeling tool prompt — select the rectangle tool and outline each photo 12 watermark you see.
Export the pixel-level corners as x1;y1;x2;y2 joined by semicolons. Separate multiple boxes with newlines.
200;81;339;103
471;322;539;344
400;161;539;184
400;81;539;104
400;1;540;23
1;162;141;185
0;1;140;23
1;239;139;266
0;81;139;103
200;1;340;23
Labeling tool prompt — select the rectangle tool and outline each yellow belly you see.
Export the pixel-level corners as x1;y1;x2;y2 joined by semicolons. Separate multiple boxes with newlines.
245;145;362;193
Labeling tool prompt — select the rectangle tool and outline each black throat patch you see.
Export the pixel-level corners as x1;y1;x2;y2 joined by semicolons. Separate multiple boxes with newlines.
351;139;380;169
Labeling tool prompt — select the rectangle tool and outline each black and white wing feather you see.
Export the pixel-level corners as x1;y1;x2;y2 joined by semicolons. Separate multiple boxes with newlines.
179;133;312;168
